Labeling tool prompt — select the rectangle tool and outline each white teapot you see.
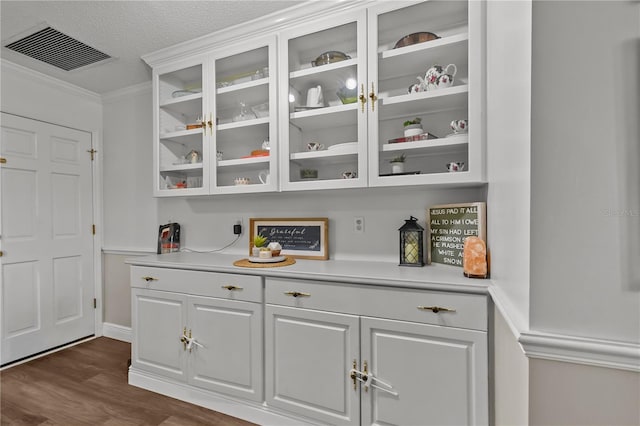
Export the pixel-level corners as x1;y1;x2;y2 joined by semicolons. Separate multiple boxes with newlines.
416;64;457;91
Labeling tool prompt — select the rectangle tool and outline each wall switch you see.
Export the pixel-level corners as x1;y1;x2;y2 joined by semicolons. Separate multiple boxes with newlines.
354;216;364;233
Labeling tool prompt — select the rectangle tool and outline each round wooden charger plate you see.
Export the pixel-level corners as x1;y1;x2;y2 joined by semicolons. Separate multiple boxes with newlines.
233;257;296;268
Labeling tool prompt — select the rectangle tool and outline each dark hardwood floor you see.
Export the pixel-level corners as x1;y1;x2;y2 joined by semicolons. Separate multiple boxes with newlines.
1;337;256;425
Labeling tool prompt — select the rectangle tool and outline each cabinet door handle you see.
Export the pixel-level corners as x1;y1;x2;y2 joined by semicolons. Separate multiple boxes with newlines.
359;83;367;113
369;82;378;112
350;359;358;390
284;291;310;298
141;276;158;282
417;305;456;313
222;285;243;291
0;157;6;164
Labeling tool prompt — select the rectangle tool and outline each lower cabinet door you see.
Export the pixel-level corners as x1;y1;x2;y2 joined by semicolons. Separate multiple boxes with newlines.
360;316;489;426
187;295;263;402
265;305;360;426
131;288;188;382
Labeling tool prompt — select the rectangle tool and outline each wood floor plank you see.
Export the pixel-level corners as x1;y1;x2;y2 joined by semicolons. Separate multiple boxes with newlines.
1;337;256;426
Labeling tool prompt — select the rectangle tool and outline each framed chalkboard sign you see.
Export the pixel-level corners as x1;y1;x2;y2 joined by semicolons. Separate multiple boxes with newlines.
427;202;486;267
250;218;329;260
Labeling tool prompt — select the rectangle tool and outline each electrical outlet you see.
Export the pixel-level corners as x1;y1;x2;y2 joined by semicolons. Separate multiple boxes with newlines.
354;216;364;233
233;224;242;235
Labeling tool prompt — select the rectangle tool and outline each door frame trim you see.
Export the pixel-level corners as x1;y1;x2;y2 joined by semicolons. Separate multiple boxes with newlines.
91;129;104;337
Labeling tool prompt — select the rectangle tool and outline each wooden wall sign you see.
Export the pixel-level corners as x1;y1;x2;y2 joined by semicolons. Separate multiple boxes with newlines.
427;202;486;267
250;218;329;260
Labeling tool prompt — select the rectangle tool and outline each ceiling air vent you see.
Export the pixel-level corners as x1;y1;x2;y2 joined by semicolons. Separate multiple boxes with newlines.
4;26;112;71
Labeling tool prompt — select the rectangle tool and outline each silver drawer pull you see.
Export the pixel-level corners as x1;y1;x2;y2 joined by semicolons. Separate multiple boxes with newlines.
417;306;456;313
284;291;310;298
141;276;158;282
222;285;243;291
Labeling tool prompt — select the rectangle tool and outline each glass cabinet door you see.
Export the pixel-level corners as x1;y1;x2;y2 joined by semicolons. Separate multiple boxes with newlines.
279;10;368;191
368;0;484;187
154;58;209;196
211;36;277;194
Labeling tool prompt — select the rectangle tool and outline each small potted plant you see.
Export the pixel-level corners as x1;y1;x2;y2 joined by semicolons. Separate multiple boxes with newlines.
390;153;406;174
403;117;423;137
252;234;267;257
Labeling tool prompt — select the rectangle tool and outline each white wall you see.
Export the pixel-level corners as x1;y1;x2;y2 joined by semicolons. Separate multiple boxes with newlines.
493;306;529;425
530;358;640;425
155;186;484;262
102;84;158;251
530;1;640;343
485;0;532;332
1;60;102;131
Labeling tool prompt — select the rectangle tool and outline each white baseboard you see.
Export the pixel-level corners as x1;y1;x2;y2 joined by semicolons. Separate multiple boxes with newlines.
129;368;320;426
102;322;132;343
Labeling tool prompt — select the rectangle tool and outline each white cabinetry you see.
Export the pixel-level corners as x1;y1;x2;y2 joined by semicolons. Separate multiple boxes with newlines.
368;0;484;186
278;0;484;191
147;0;485;196
265;277;488;425
154;57;209;196
130;266;263;402
266;305;361;425
212;36;278;194
151;36;277;196
278;10;368;191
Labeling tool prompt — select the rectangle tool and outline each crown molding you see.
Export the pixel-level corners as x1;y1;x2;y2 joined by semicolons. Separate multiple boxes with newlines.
0;59;101;104
101;81;152;103
142;0;375;68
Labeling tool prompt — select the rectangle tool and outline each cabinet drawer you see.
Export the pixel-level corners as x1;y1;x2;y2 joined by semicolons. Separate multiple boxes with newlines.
131;266;262;303
266;278;487;331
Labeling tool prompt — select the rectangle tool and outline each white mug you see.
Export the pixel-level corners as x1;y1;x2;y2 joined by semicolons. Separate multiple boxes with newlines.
306;85;324;107
258;170;270;185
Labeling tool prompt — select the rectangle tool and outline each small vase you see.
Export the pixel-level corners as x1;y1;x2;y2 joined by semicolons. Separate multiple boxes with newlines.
404;124;423;137
252;247;261;257
391;162;405;174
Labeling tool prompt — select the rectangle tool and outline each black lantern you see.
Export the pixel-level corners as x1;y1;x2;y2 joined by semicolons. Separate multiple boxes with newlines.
399;216;425;266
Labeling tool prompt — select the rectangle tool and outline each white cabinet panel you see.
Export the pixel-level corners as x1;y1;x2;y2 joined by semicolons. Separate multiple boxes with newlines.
188;295;263;402
131;288;188;381
361;316;488;426
266;304;360;425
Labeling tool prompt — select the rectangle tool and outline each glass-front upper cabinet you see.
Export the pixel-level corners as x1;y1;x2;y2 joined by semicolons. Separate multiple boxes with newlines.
278;10;368;191
211;36;278;194
154;57;209;196
368;0;484;187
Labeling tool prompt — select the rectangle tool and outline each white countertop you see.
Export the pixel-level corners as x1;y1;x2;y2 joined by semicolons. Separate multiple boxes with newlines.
126;252;490;295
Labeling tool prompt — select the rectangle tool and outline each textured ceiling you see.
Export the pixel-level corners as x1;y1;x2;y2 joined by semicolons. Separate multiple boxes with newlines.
0;1;304;94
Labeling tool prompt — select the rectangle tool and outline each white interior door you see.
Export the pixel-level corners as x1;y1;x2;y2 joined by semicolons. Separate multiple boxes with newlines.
1;112;95;366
